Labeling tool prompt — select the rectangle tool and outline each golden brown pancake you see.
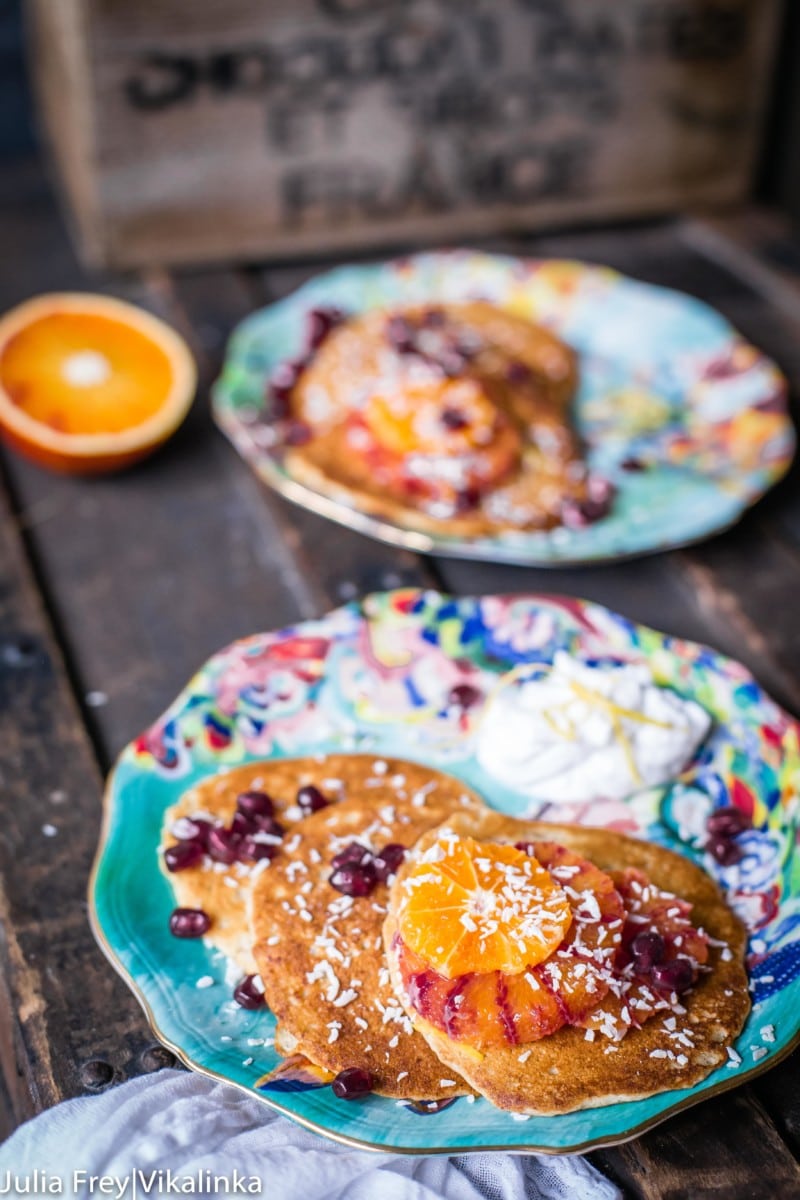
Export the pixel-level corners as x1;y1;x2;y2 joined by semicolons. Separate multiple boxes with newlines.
250;757;485;1098
384;810;750;1114
288;302;596;535
160;756;368;973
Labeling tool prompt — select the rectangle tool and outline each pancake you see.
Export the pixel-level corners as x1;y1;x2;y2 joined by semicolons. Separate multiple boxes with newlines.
287;302;600;536
160;756;366;973
384;810;750;1114
250;757;485;1099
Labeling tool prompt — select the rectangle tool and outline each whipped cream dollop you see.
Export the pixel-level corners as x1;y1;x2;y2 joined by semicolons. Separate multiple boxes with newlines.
476;652;711;803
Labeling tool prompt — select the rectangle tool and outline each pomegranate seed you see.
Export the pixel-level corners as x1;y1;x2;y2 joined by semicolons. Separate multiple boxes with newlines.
630;931;665;971
448;683;483;710
231;811;258;837
255;816;284;839
284;420;312;446
270;358;303;396
439;349;468;378
329;861;377;897
587;475;615;504
441;408;469;431
706;836;745;866
207;826;241;864
651;958;695;994
239;835;279;863
237;790;275;820
331;842;371;870
454;486;481;513
164;840;204;873
514;841;537;856
190;818;214;848
386;316;415;354
506;360;532;384
268;388;291;420
421;308;446;328
307;306;343;350
707;807;750;838
233;975;266;1010
172;816;211;844
169;908;211;938
297;784;330;815
374;843;406;882
756;395;784;414
561;496;611;528
332;1067;373;1100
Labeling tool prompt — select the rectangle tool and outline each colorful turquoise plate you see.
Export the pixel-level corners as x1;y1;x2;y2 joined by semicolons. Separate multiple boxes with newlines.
92;591;800;1154
212;251;793;566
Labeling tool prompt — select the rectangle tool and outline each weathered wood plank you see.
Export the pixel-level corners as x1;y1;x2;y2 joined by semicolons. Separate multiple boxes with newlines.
752;1049;800;1161
590;1089;800;1200
0;959;34;1139
0;478;163;1114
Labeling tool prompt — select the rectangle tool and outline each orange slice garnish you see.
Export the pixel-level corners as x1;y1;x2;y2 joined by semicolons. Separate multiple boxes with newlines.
0;293;196;473
398;834;572;978
363;378;504;456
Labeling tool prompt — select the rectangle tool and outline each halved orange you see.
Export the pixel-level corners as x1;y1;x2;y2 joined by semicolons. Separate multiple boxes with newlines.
398;835;572;978
0;293;197;473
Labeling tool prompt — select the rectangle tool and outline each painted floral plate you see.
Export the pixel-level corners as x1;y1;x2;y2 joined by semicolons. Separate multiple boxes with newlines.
212;251;793;566
92;591;800;1154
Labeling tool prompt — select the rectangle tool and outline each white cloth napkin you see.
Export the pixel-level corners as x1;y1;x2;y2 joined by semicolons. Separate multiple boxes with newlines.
0;1070;620;1200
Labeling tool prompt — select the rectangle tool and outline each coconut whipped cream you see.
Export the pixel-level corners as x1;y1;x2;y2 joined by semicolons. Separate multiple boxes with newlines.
476;652;710;803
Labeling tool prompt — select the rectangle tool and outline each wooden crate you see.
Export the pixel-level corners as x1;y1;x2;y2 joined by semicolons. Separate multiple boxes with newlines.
27;0;781;270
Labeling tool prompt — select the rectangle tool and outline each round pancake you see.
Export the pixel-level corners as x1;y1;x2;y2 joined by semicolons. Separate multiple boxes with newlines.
160;756;366;973
384;810;750;1114
288;301;590;535
250;757;485;1099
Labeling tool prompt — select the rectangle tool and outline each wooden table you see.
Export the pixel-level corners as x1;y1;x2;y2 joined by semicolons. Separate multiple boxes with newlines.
1;155;799;1198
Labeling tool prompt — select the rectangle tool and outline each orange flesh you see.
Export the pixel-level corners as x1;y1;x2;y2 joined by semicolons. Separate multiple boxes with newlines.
398;836;572;978
0;312;174;435
364;379;507;455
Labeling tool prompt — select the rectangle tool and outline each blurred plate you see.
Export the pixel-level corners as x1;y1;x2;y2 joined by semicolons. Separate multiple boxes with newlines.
212;251;793;565
91;590;800;1154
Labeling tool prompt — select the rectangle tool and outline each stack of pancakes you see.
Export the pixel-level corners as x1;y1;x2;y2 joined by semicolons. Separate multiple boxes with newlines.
287;303;596;535
161;754;749;1113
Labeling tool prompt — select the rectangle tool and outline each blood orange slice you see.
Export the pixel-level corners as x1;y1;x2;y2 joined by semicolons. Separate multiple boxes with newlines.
0;293;196;473
393;840;624;1049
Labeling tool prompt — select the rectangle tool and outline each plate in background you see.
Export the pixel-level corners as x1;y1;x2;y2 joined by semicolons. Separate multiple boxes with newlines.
212;251;794;565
